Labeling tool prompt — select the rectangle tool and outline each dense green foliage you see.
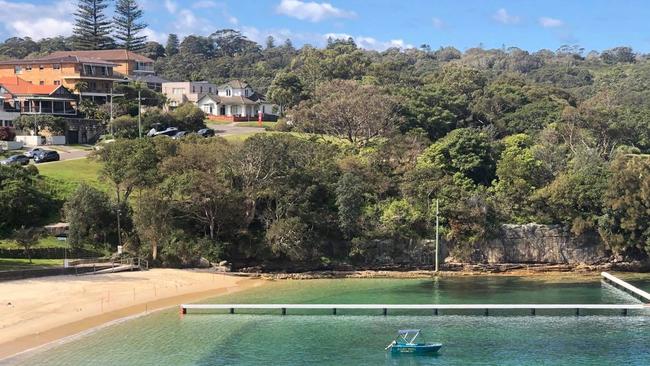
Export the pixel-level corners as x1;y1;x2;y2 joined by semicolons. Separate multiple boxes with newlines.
3;25;650;266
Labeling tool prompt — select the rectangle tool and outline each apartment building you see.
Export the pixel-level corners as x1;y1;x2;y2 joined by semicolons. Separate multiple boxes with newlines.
43;50;167;91
0;55;123;103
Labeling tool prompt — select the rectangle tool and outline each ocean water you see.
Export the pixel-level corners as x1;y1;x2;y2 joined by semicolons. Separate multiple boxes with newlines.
12;276;650;366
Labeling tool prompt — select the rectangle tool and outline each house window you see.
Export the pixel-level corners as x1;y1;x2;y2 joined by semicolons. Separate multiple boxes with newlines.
53;64;61;70
39;65;44;70
208;87;212;93
14;66;22;74
25;65;32;71
172;88;184;95
192;86;196;93
245;88;250;97
90;81;97;90
226;88;231;96
200;86;203;93
39;81;45;85
54;80;61;86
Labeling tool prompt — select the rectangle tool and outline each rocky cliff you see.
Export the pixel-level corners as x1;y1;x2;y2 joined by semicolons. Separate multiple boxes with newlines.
474;224;607;264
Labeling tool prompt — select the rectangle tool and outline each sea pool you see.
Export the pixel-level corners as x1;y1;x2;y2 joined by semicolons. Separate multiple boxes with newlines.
10;275;650;366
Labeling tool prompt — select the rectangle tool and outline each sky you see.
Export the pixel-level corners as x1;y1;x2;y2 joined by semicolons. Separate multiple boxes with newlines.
1;0;650;53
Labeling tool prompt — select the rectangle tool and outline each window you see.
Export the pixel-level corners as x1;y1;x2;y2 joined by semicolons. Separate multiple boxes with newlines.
192;86;196;93
200;86;203;93
14;66;22;74
54;80;61;86
172;88;184;95
90;81;97;90
39;65;44;70
226;88;231;96
208;87;212;93
53;64;61;70
39;81;45;85
245;88;250;97
25;65;32;71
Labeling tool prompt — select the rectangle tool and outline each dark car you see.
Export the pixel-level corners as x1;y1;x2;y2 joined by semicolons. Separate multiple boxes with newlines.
24;148;45;159
34;150;60;164
197;128;215;138
0;154;30;166
152;127;179;137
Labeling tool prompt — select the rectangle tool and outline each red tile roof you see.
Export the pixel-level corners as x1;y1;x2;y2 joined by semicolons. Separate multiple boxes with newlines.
0;76;60;95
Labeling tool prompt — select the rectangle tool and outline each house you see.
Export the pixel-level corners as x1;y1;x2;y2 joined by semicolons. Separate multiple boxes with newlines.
0;55;124;104
42;50;167;92
0;76;77;117
196;80;278;121
162;81;218;108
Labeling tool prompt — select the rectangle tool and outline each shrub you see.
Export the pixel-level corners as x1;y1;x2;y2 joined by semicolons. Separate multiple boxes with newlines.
0;126;15;141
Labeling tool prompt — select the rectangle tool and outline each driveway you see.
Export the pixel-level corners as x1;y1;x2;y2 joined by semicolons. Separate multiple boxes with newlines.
207;122;266;137
27;146;92;165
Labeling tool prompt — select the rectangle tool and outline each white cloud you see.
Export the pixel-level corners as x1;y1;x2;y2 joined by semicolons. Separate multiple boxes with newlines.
493;8;520;25
0;0;75;40
539;17;563;28
164;0;177;14
141;28;167;43
193;0;217;9
276;0;355;22
432;17;445;29
324;33;414;51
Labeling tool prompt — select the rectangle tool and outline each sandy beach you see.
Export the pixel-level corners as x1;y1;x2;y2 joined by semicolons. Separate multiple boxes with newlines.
0;269;261;360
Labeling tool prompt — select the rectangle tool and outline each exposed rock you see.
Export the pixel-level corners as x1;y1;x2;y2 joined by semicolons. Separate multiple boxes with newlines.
197;257;211;268
476;224;607;265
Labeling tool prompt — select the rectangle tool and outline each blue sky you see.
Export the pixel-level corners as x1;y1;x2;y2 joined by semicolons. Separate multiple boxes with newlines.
1;0;649;52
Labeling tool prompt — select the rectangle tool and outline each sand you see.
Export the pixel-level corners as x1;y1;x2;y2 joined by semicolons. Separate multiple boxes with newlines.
0;269;261;360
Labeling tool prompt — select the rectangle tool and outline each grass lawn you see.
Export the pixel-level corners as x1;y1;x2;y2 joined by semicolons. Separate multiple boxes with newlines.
0;236;68;250
0;258;63;270
37;158;107;195
222;132;264;142
235;122;277;128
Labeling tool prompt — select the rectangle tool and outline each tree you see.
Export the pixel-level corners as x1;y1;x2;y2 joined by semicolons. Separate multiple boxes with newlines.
599;152;650;255
0;165;54;235
492;134;547;223
267;72;303;115
165;34;180;56
12;115;65;136
418;128;498;186
64;184;115;248
72;0;114;50
141;42;165;60
171;103;206;131
291;79;401;146
13;226;41;264
113;0;147;51
335;172;365;239
266;217;311;261
265;35;275;49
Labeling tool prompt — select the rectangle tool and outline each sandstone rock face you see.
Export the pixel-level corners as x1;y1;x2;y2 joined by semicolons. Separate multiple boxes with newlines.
478;224;607;264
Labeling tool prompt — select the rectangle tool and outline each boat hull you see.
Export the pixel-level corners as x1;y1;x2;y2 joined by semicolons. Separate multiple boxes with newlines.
390;343;442;355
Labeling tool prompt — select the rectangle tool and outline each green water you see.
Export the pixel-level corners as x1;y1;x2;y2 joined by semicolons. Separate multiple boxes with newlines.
10;276;650;366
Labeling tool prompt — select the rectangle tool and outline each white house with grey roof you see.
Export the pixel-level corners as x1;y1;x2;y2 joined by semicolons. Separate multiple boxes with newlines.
196;80;278;121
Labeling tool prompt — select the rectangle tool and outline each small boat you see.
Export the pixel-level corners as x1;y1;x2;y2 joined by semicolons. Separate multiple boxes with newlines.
385;329;442;355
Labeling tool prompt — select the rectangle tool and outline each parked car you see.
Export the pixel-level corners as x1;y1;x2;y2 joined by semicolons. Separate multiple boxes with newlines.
1;154;30;166
153;127;179;137
24;148;45;159
172;131;190;140
197;128;215;138
33;150;60;164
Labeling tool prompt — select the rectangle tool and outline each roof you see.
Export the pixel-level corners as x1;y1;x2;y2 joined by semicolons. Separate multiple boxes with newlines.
198;94;263;105
0;56;118;66
220;80;250;89
0;76;64;96
130;74;169;84
44;50;154;63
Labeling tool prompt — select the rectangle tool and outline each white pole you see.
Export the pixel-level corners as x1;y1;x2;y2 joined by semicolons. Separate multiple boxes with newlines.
138;89;142;138
109;88;114;135
435;199;439;273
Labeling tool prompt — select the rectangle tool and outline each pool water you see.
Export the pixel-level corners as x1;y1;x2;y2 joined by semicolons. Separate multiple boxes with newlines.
11;276;650;366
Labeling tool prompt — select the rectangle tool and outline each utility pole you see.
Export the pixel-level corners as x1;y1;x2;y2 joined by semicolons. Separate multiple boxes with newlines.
109;88;114;135
138;88;142;138
116;207;122;247
435;199;439;273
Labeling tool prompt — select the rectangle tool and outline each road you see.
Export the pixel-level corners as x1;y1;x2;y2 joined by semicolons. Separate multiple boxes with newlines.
208;122;267;137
